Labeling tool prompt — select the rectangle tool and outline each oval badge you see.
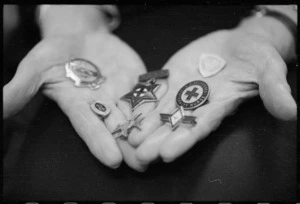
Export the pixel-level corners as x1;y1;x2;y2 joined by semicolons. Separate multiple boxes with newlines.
91;101;111;119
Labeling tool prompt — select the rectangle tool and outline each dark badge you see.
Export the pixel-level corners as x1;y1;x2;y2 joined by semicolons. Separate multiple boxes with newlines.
176;80;209;110
121;81;160;110
91;101;111;118
138;70;169;82
65;58;105;90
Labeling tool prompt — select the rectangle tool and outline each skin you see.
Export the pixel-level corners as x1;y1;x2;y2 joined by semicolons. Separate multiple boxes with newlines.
125;29;297;170
3;5;297;172
3;30;147;169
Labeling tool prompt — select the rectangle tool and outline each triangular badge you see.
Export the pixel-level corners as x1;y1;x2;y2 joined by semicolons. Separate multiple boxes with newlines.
198;54;226;78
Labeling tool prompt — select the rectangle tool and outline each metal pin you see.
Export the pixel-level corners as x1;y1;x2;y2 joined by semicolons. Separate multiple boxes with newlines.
160;106;197;130
90;101;111;119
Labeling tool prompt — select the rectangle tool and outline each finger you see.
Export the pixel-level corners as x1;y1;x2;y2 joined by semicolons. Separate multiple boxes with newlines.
159;91;258;162
117;100;132;120
3;58;43;119
136;125;172;165
117;139;148;172
103;101;148;171
258;50;297;121
61;100;123;169
128;79;169;146
3;39;74;119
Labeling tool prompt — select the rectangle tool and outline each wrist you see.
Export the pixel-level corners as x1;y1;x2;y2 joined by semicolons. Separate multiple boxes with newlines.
37;5;120;38
237;5;297;61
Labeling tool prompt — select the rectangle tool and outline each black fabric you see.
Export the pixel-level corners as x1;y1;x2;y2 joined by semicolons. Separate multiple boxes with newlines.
3;5;297;202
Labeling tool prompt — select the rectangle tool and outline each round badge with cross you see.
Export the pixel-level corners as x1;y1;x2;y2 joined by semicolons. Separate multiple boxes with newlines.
175;80;210;110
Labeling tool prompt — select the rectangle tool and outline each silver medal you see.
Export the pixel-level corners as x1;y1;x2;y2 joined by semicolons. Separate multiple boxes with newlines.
65;58;105;90
160;106;197;130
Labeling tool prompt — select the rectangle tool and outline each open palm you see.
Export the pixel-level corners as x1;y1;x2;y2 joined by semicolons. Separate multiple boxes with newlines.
3;31;146;168
121;28;296;170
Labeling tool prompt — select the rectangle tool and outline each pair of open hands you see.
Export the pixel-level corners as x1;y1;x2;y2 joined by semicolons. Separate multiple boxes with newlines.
3;27;297;171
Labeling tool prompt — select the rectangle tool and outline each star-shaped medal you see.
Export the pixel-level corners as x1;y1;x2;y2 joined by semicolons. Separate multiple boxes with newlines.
112;113;144;139
121;80;160;110
160;106;197;130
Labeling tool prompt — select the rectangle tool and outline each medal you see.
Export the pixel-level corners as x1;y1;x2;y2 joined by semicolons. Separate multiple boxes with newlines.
121;80;160;110
160;80;210;131
65;58;105;90
176;80;209;110
160;106;196;130
90;101;111;119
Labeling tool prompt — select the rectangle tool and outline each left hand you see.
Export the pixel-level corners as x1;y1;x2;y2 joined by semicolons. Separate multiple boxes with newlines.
120;28;297;171
3;31;146;168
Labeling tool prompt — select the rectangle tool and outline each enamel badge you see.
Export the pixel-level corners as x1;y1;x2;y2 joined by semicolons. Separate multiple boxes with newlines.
176;80;209;110
160;106;197;130
198;54;226;78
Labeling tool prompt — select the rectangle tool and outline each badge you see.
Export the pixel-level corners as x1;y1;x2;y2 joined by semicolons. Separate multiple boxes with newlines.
176;80;209;110
112;113;144;139
90;101;111;119
65;58;105;89
160;106;197;130
121;80;160;110
198;54;226;78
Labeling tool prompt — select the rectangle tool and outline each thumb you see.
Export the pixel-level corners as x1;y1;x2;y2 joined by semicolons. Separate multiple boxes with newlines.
258;51;297;121
3;57;44;119
3;38;74;119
